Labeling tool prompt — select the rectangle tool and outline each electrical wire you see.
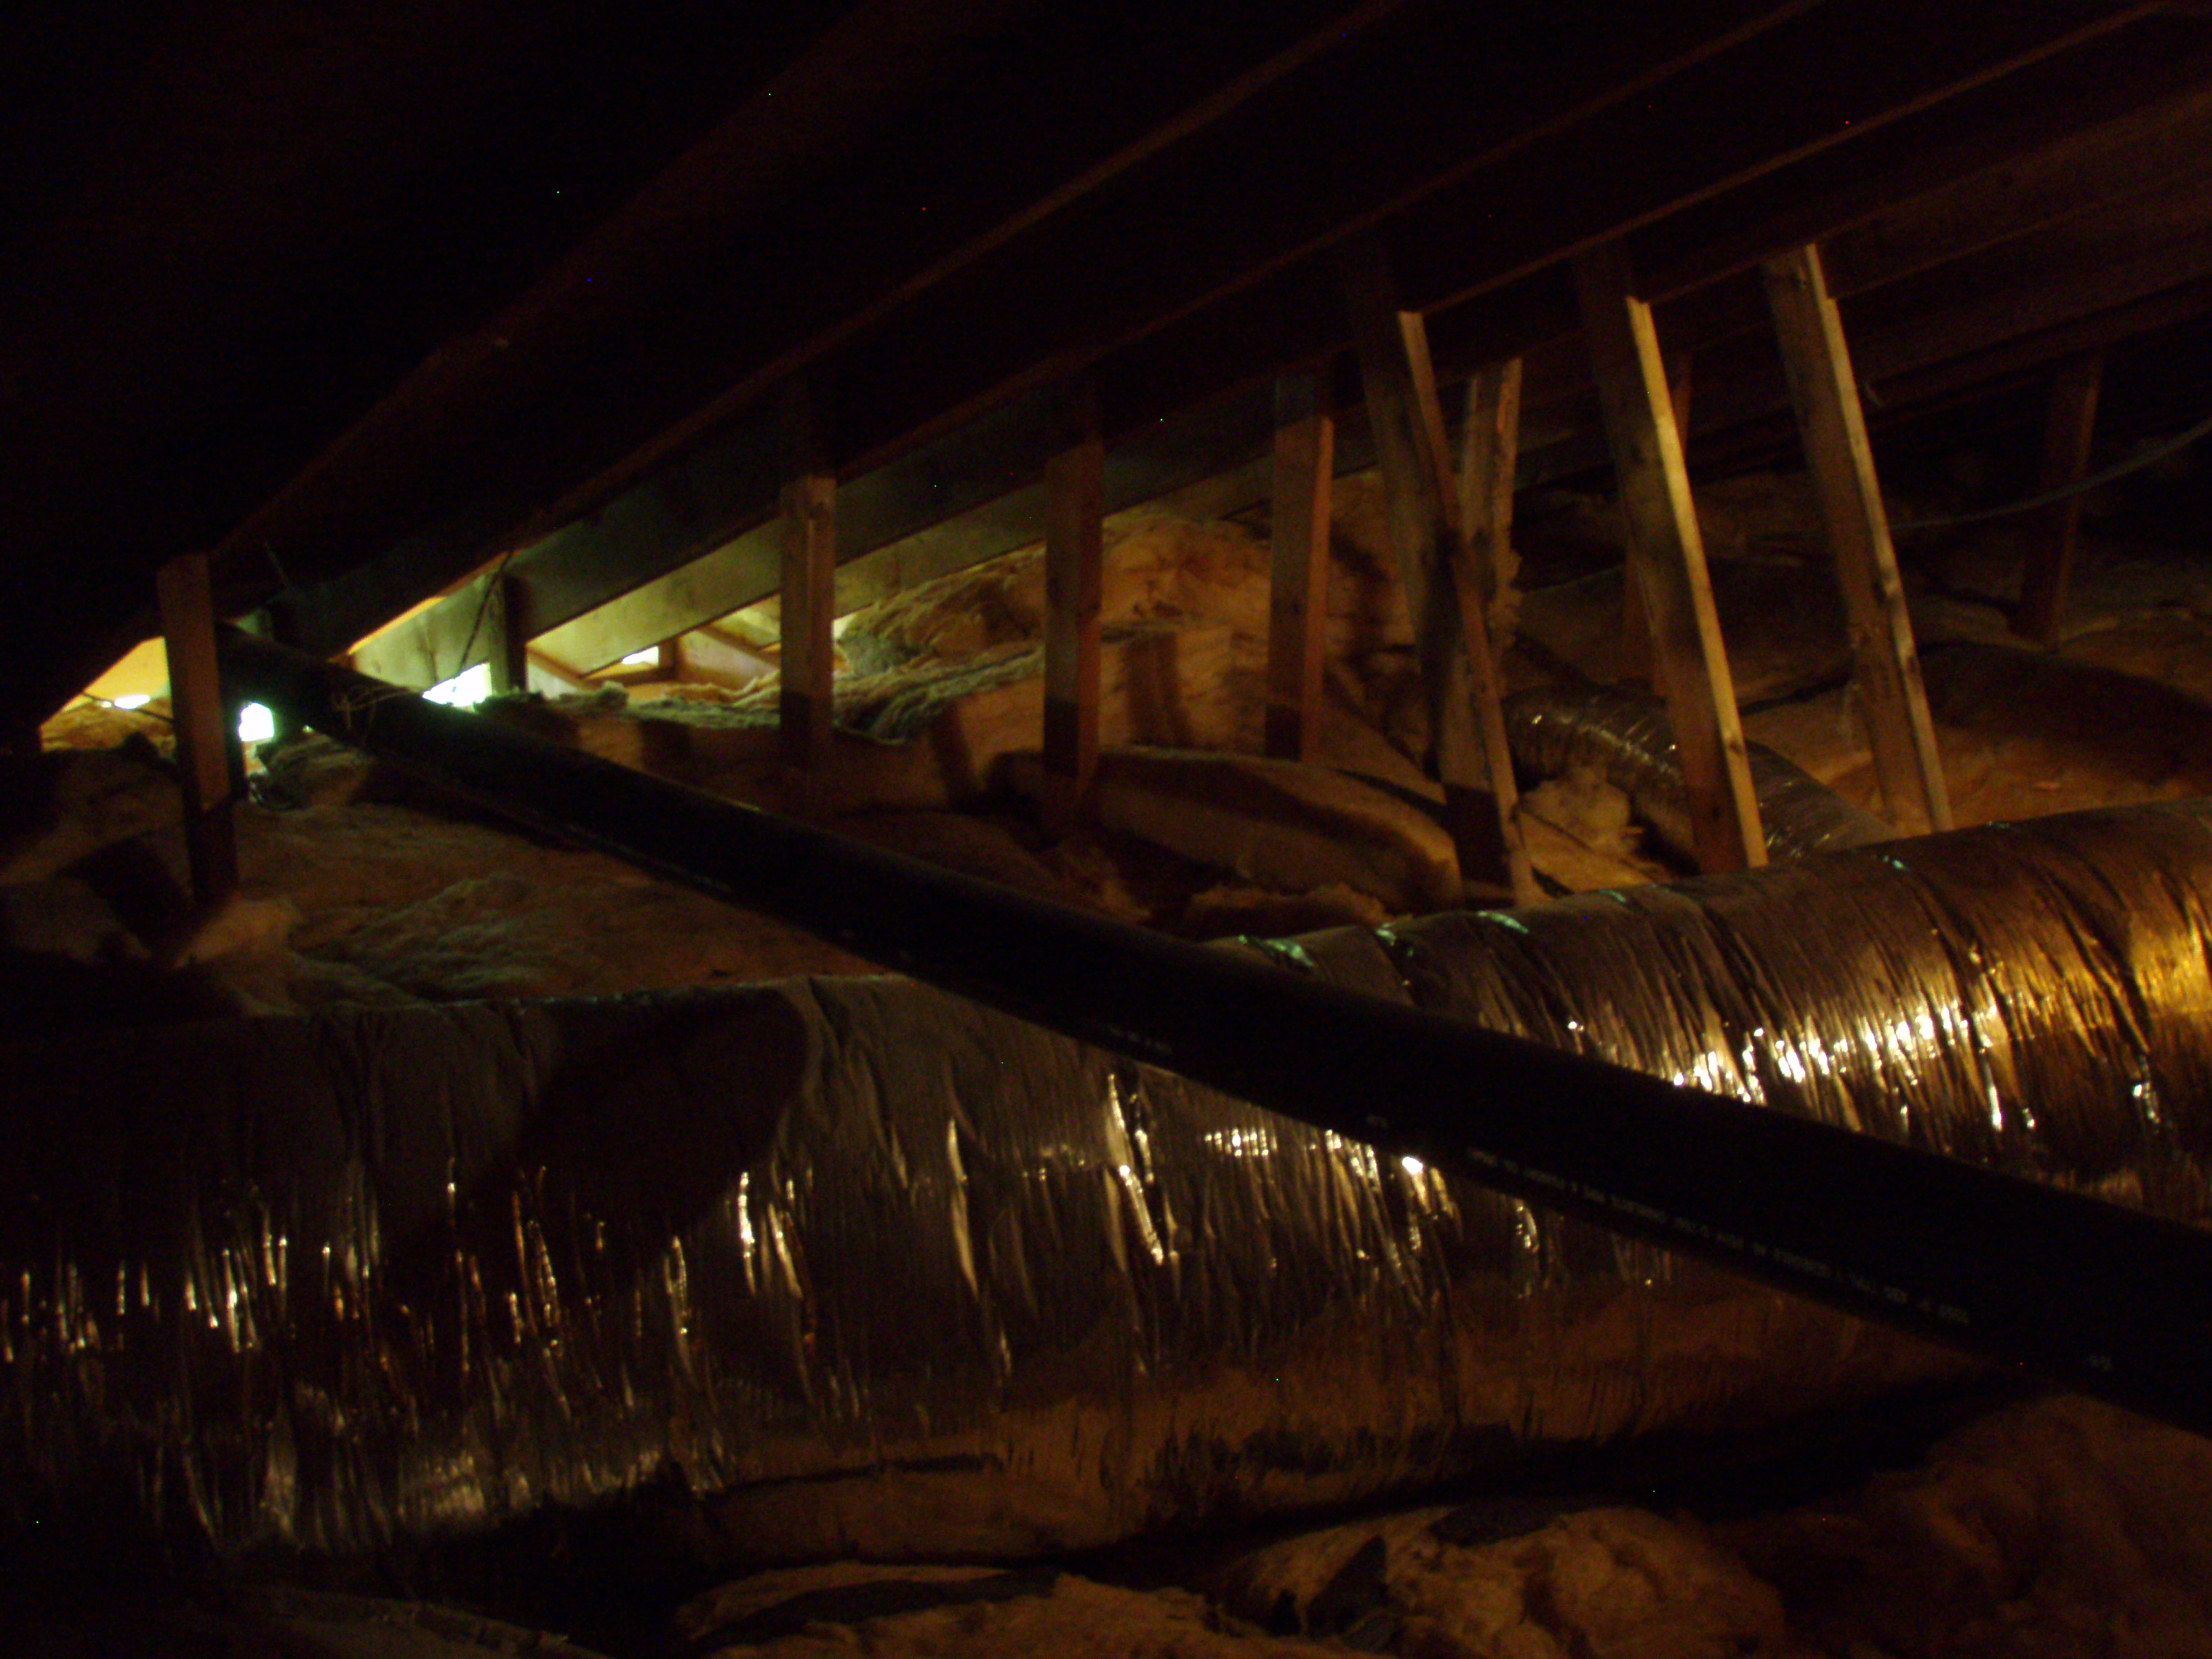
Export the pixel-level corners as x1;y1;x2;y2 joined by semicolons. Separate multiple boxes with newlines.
450;548;518;685
1889;408;2212;533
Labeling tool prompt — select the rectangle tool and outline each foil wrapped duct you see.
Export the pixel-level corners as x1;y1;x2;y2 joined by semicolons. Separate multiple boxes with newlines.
5;802;2212;1565
1505;683;1897;860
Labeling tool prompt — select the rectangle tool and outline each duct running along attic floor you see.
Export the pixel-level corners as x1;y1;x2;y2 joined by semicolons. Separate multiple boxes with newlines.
12;464;2212;1656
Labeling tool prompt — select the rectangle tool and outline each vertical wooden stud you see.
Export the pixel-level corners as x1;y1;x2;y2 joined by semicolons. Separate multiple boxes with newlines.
2015;349;2105;646
779;384;837;805
153;552;240;907
1343;240;1537;905
1043;395;1105;837
1457;356;1524;653
487;570;531;696
1617;353;1694;692
1266;369;1336;762
1573;240;1766;873
1763;243;1952;834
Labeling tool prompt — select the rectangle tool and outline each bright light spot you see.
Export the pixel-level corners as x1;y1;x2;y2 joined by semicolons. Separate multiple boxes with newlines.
423;663;493;708
621;648;660;667
1401;1155;1425;1178
237;703;276;745
111;693;150;710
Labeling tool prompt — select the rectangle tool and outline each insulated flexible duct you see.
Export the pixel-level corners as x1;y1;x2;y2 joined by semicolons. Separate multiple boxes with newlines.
1504;684;1897;860
4;795;2211;1563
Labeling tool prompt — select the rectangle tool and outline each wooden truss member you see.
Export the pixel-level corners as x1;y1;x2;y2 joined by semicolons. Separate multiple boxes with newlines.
153;552;240;907
485;570;532;696
779;383;837;809
1043;391;1105;837
1573;240;1766;873
2015;348;2106;647
1265;369;1335;764
1763;243;1952;835
1343;240;1537;907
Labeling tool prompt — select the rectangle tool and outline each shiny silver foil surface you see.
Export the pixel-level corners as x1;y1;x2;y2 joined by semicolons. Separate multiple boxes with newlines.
1505;684;1897;860
5;802;2212;1564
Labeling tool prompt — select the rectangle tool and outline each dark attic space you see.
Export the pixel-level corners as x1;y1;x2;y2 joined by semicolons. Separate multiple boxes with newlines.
15;4;2212;1654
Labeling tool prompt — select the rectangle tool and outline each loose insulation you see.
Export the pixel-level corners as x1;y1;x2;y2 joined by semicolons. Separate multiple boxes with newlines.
4;802;2211;1565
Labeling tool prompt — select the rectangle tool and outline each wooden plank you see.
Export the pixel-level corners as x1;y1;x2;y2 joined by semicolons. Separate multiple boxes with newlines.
348;42;2212;703
1879;277;2212;414
1821;92;2212;302
486;571;531;696
1572;240;1765;873
778;388;837;793
1517;156;2212;460
1264;370;1336;762
1617;351;1694;689
285;0;2133;685
1637;22;2212;300
1344;241;1536;905
685;624;778;689
218;2;1409;646
837;0;2145;482
1852;194;2212;383
153;554;239;907
526;378;1286;675
524;647;596;692
1042;400;1105;836
1763;243;1952;834
2016;349;2107;644
1457;356;1523;633
1527;215;2212;487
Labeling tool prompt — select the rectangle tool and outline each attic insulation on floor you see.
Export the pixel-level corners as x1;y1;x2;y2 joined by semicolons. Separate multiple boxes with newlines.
13;485;2212;1657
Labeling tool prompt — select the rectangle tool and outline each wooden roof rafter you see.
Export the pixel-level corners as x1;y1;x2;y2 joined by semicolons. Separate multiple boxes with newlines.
334;1;2212;683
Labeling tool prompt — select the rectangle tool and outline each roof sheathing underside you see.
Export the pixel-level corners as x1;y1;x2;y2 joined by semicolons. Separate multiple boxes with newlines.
7;0;2212;730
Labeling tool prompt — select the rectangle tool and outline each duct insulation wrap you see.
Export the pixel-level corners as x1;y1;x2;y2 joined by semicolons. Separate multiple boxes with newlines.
1506;684;1898;860
6;801;2212;1565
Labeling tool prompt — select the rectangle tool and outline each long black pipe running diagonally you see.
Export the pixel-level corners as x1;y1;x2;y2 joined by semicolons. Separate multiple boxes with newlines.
215;627;2212;1432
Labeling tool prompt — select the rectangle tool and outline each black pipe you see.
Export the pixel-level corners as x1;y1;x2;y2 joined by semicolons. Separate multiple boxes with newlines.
218;629;2212;1432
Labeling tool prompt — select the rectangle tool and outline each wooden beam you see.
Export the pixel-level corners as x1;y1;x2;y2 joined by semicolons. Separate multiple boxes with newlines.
216;3;1413;647
1457;356;1523;642
153;554;239;908
1855;186;2212;382
1264;370;1336;762
840;0;2146;484
2016;348;2107;644
1763;243;1951;835
1573;241;1765;873
1516;152;2212;468
1043;398;1105;837
1617;352;1694;689
1344;242;1536;904
685;624;778;689
486;570;531;696
338;24;2212;708
778;388;837;795
287;0;2140;689
1527;210;2212;488
1884;285;2212;422
1636;23;2212;302
524;647;596;693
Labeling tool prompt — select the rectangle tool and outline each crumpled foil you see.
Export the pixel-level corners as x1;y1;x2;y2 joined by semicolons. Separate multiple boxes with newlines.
4;803;2211;1565
1505;684;1897;860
